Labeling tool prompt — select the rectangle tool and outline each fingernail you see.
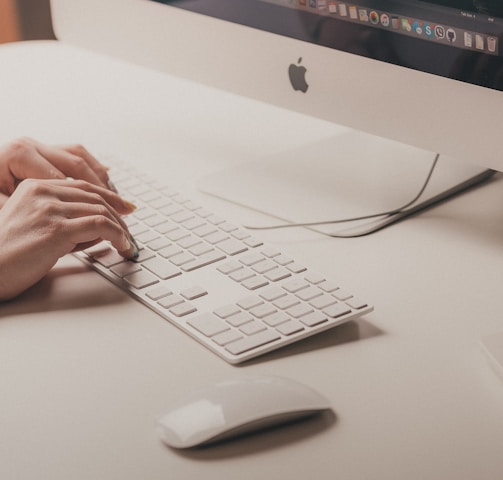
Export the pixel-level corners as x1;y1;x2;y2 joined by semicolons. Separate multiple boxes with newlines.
122;235;139;259
123;199;137;212
122;235;132;250
130;235;140;255
107;179;119;193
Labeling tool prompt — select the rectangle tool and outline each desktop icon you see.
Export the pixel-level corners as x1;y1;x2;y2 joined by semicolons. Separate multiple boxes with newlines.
435;25;445;39
380;14;390;27
401;18;412;32
288;57;309;93
446;28;456;43
464;32;473;48
475;34;485;50
424;23;435;38
488;36;497;53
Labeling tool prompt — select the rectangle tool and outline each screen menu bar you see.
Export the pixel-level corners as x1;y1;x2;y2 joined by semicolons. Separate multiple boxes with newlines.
261;0;500;56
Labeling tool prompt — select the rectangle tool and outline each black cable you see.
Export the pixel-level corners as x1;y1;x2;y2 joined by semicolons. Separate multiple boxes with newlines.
243;153;441;238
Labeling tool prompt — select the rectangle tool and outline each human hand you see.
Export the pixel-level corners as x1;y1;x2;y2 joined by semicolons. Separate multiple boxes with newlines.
0;137;113;197
0;178;138;301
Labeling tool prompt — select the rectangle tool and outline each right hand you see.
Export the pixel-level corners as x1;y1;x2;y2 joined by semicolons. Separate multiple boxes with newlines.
0;178;137;301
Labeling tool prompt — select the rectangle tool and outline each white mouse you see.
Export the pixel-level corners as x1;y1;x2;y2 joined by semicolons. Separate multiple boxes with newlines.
156;375;332;449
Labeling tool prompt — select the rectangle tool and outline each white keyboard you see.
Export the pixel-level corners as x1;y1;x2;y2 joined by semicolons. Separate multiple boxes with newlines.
75;160;373;364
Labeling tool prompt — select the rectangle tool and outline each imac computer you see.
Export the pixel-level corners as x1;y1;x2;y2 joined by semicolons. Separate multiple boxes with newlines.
50;0;503;236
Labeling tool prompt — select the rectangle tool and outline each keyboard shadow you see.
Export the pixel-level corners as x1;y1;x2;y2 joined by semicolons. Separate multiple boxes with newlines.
240;316;383;366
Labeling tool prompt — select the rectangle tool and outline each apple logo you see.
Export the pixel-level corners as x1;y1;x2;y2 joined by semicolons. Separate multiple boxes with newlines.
288;57;309;93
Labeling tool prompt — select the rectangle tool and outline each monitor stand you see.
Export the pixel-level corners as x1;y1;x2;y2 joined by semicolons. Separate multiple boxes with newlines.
197;130;496;237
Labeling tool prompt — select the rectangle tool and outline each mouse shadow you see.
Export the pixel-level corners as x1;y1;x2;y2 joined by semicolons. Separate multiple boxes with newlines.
239;316;383;366
168;408;337;460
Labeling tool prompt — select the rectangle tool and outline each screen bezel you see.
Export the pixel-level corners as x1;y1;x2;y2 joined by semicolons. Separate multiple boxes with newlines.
51;0;503;171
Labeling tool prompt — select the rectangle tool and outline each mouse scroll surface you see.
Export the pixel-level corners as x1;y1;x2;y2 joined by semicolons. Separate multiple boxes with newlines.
157;376;332;449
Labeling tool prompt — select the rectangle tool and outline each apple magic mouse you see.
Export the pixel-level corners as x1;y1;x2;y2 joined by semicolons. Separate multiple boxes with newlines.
157;375;332;448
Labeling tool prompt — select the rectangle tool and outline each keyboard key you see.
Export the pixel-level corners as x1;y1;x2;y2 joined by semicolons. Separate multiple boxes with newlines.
143;257;182;280
158;294;185;309
239;252;265;266
170;302;197;317
180;286;208;301
89;248;124;268
110;261;142;278
147;237;172;251
229;268;255;283
249;303;277;319
243;237;263;248
131;249;155;263
145;285;172;301
169;252;195;267
212;330;244;346
181;251;226;271
309;294;337;310
264;267;291;282
300;311;328;327
124;269;159;289
346;298;368;309
286;262;307;274
252;259;277;274
263;311;290;327
177;235;201;249
276;320;304;336
240;321;267;336
286;303;313;319
283;279;310;293
237;296;263;310
274;254;294;266
273;295;300;310
159;244;183;259
323;303;352;318
218;238;248;256
241;276;269;290
193;223;218;237
188;313;230;337
217;261;242;275
214;304;241;319
260;287;287;302
296;286;323;301
226;311;254;327
333;289;353;301
225;330;281;355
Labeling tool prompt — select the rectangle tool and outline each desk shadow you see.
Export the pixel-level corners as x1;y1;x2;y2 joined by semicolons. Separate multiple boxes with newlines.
169;408;337;461
240;317;383;366
0;264;128;318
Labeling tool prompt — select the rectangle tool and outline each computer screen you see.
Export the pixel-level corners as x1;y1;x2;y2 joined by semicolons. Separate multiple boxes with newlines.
157;0;503;90
50;0;503;233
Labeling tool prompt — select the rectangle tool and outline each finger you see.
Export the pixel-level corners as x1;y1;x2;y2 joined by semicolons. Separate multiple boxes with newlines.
60;144;109;181
33;141;109;188
65;215;137;259
4;141;66;193
55;200;129;234
46;179;136;215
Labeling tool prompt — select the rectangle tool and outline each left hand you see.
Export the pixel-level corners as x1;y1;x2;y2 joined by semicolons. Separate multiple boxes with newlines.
0;137;112;198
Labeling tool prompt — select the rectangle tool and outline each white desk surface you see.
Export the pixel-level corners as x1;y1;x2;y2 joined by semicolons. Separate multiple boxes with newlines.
1;41;503;480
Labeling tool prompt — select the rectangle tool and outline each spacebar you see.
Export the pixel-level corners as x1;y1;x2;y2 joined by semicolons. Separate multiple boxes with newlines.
225;330;281;355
